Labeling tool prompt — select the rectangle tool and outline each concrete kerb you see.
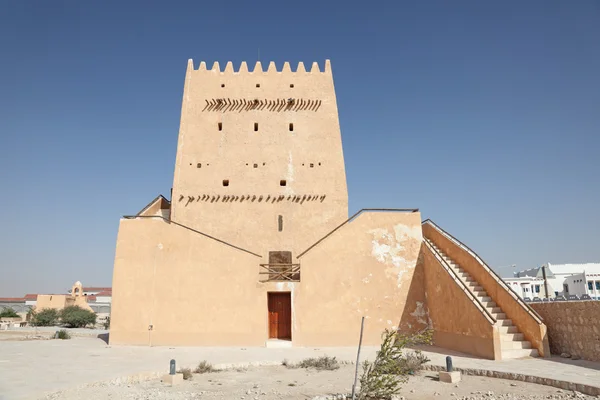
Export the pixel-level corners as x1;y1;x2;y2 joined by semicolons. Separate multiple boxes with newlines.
422;365;600;396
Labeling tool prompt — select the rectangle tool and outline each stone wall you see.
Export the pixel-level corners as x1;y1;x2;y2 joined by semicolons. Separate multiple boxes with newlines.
530;301;600;362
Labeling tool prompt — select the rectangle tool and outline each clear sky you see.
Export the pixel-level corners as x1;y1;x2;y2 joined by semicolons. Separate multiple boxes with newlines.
1;1;599;296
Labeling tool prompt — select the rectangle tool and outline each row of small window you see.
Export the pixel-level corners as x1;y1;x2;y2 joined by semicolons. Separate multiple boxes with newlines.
196;162;321;168
587;281;600;291
522;285;541;293
218;123;294;132
222;179;287;187
221;83;295;88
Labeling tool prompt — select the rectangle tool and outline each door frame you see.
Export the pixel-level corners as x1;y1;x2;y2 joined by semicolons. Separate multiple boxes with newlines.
267;292;292;341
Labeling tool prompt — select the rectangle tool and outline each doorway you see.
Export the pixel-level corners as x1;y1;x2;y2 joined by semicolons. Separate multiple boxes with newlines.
268;292;291;340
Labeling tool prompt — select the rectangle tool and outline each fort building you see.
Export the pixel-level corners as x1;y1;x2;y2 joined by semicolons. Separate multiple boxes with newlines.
110;60;549;360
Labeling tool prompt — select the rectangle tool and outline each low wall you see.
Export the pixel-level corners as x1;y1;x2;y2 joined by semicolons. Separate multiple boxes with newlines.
530;301;600;362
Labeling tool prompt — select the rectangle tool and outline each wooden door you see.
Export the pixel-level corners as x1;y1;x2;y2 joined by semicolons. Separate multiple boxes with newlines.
268;293;291;339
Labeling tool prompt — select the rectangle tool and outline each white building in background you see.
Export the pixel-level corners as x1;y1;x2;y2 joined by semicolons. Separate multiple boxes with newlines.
504;263;600;300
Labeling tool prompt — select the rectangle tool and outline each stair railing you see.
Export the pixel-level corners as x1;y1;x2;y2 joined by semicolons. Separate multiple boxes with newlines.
422;219;543;324
424;239;497;324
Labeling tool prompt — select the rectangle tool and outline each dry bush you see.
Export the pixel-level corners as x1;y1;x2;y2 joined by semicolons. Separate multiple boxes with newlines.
285;356;340;371
194;360;215;374
177;367;193;380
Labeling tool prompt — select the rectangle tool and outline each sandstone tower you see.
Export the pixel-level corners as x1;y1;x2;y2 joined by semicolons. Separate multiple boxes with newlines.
171;60;348;257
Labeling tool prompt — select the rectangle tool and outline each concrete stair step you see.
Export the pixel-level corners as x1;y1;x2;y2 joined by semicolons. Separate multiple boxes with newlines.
488;306;502;313
478;296;492;302
502;340;532;350
490;312;506;319
472;285;483;292
497;319;513;326
483;301;497;308
501;348;539;359
499;325;519;334
502;333;525;341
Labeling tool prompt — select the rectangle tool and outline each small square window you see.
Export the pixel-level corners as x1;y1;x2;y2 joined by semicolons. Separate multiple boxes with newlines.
221;84;225;88
222;179;229;187
280;180;286;186
197;163;201;168
253;163;258;168
290;84;294;88
256;83;260;88
310;163;314;168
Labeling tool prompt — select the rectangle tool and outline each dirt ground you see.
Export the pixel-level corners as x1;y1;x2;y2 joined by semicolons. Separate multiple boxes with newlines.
40;364;596;400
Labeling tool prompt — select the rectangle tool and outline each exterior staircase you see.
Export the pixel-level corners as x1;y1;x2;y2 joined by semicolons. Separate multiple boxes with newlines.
425;238;539;359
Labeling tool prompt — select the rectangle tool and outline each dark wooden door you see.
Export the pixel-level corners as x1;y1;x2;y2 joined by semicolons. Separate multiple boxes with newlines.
268;293;291;339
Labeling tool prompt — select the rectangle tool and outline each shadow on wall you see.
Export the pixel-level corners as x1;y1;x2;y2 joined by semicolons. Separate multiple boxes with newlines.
397;243;429;334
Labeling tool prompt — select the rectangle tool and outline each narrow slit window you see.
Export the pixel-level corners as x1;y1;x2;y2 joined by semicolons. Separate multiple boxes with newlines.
289;123;294;131
222;179;229;187
278;215;283;232
280;180;287;186
254;123;258;131
218;122;222;131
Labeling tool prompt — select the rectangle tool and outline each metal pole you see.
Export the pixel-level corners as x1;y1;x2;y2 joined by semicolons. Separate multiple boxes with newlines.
542;265;550;299
351;316;365;400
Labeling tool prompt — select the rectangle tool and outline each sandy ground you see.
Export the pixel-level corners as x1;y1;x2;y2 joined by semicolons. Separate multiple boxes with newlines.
40;364;596;400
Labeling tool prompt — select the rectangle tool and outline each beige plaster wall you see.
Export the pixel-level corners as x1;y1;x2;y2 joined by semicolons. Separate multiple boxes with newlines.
422;223;550;357
35;295;93;312
530;301;600;362
110;211;425;346
170;60;348;259
422;244;498;359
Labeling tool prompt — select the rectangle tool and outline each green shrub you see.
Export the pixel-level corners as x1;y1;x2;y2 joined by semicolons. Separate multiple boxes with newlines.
56;329;71;340
178;367;193;380
0;308;19;318
357;328;433;400
60;306;96;328
31;308;60;326
194;360;215;374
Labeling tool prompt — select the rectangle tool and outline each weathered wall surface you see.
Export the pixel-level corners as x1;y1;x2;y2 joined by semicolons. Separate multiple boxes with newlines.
110;211;425;346
297;211;427;346
530;301;600;362
422;223;550;357
422;244;498;359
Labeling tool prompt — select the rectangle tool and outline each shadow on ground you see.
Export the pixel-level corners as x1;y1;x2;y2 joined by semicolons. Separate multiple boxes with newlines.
97;333;109;344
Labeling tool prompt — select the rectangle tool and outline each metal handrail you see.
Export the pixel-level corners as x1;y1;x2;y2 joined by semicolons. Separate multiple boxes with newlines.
424;239;496;324
422;219;544;324
123;215;262;258
297;208;419;258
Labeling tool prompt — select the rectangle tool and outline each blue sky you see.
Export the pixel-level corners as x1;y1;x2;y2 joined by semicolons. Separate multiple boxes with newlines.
1;1;599;296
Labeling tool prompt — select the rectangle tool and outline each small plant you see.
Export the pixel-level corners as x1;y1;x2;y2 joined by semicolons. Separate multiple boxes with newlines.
56;329;71;340
286;356;340;371
60;306;97;328
31;308;60;326
357;328;433;400
178;367;193;380
0;308;19;318
194;360;215;374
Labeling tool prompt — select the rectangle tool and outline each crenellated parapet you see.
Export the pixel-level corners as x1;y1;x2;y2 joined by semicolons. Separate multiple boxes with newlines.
187;60;331;74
